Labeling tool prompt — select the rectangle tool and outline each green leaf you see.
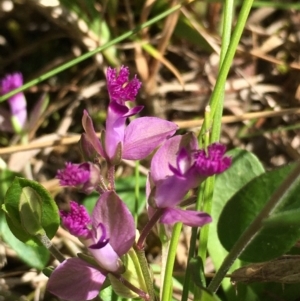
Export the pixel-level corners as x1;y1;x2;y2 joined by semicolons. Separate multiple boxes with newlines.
0;212;49;269
195;287;222;301
263;209;300;229
218;163;300;262
208;149;264;297
3;177;60;246
0;169;21;203
19;187;44;236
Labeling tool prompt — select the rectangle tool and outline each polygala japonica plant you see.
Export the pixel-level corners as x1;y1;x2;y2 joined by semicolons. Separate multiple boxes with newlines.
43;66;232;300
4;3;300;300
0;64;238;301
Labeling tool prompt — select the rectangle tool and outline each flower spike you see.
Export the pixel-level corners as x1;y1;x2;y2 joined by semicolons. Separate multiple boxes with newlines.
0;72;27;132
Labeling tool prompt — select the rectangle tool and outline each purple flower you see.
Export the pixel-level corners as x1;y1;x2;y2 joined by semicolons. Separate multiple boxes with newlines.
47;191;136;301
147;133;231;226
56;162;101;194
82;66;178;164
0;72;27;131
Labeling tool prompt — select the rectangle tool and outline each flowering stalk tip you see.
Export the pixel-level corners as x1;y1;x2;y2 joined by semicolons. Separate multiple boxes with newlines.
56;162;101;194
82;66;178;163
0;72;27;132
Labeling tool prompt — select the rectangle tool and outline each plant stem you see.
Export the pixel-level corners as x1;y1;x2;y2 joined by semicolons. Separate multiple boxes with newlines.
110;271;150;300
134;246;156;301
161;222;182;301
137;208;164;249
210;0;234;143
181;227;197;301
37;234;65;263
208;160;300;292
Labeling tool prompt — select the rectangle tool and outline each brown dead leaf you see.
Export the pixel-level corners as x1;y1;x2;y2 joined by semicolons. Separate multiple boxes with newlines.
231;255;300;284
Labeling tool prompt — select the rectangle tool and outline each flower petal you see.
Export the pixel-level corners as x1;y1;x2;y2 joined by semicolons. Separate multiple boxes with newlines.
150;133;197;182
82;110;105;157
160;207;212;227
122;117;178;160
47;258;106;301
91;191;135;256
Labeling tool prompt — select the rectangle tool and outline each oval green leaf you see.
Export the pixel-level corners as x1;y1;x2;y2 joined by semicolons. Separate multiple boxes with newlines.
218;163;300;262
3;177;60;246
0;212;49;270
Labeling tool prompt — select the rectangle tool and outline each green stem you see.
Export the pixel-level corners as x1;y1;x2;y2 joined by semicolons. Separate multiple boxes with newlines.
0;2;187;103
161;223;182;301
208;160;300;292
198;0;254;141
181;181;205;301
134;246;156;301
37;234;65;263
195;2;253;298
137;208;164;249
210;0;234;143
181;227;197;301
110;271;150;300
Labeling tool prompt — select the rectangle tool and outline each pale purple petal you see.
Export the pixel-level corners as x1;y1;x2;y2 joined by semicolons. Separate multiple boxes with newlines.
169;147;192;177
153;176;185;208
105;102;128;159
8;93;27;127
88;241;120;273
82;110;105;157
47;258;106;301
150;133;197;182
160;207;212;227
79;133;99;162
91;191;135;256
105;102;143;160
1;72;27;128
122;117;178;160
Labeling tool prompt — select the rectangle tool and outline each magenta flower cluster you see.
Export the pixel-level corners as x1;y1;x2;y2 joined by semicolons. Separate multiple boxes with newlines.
48;66;232;301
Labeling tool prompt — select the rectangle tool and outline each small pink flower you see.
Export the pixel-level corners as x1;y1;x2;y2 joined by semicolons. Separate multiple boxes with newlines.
147;134;231;226
82;66;178;163
48;191;136;301
0;72;27;130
